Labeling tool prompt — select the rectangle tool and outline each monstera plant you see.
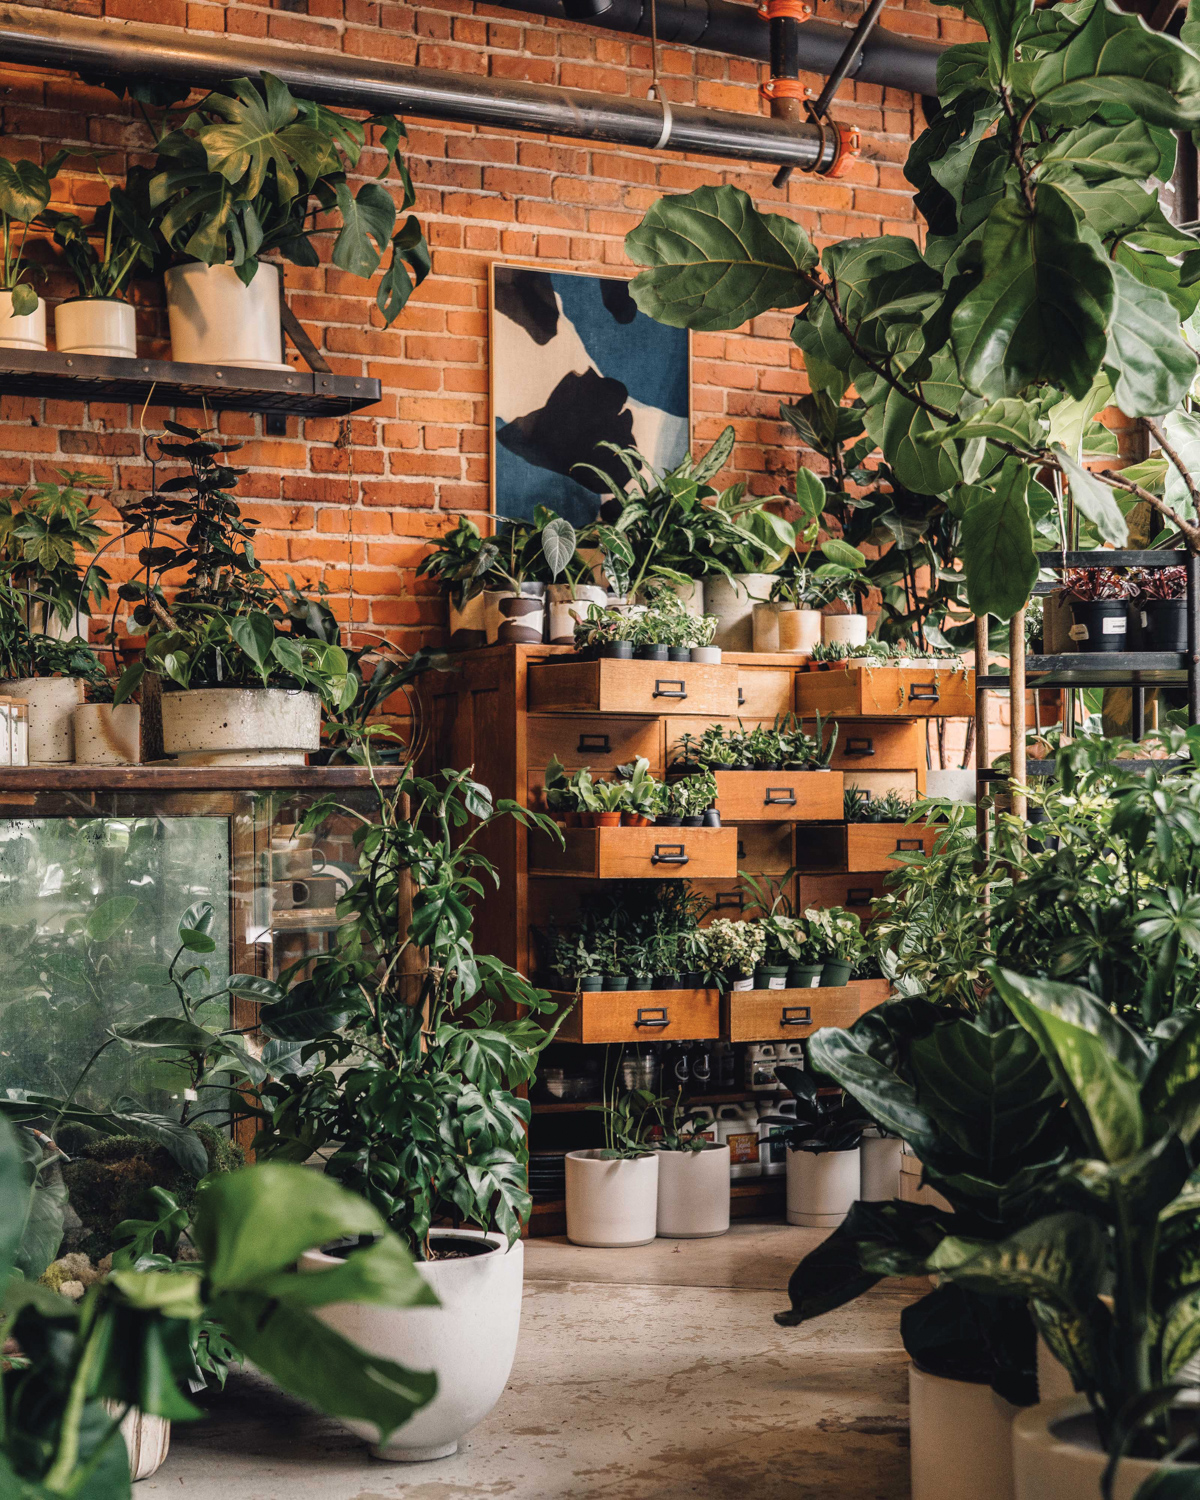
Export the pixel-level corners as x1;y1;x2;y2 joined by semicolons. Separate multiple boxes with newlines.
624;0;1200;617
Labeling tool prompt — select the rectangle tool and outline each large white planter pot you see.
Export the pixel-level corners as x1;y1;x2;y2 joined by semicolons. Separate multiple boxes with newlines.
1012;1397;1181;1500
103;1404;170;1480
73;703;141;765
1036;1338;1075;1405
785;1145;861;1228
910;1364;1018;1500
565;1150;658;1247
165;261;286;369
161;687;320;766
448;592;488;651
0;289;46;350
823;613;869;647
655;1144;730;1238
547;582;608;644
705;573;775;652
860;1132;903;1201
0;676;83;762
55;297;136;358
301;1229;523;1463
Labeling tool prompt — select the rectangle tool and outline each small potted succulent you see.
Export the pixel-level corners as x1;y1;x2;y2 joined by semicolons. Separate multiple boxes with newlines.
1060;566;1135;653
704;917;767;991
1133;562;1187;653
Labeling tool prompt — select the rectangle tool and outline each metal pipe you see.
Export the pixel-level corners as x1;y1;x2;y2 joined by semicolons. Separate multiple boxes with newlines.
488;0;943;94
0;3;837;169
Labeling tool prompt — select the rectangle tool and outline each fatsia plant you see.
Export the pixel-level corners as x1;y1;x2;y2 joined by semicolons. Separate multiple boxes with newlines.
624;0;1200;618
0;472;109;631
775;994;1078;1403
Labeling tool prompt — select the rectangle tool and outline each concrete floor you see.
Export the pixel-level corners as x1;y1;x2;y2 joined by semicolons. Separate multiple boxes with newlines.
149;1223;919;1500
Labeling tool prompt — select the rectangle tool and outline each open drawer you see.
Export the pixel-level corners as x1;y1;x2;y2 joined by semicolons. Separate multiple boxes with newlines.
527;658;738;717
796;664;975;719
552;987;720;1043
710;769;843;822
722;979;889;1042
528;825;738;879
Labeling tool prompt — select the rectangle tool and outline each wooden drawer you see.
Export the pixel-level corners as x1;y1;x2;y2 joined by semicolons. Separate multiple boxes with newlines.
526;714;663;772
736;665;795;719
799;872;888;915
553;987;720;1043
847;822;938;870
816;718;926;772
528;825;738;879
712;769;843;822
692;879;771;921
722;981;886;1042
842;770;920;800
528;659;738;717
734;823;795;874
796;665;975;719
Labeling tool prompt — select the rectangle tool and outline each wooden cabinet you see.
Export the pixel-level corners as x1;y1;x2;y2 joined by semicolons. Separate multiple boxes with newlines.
722;980;885;1042
711;769;843;822
554;987;721;1043
735;664;794;719
796;664;975;719
846;822;938;869
527;658;738;717
529;825;739;879
526;714;663;771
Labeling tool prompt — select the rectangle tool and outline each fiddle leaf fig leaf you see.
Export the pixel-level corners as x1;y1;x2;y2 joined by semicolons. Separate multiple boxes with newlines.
923;397;1046;450
626;185;816;331
957;461;1039;620
1161;409;1200;521
1053;446;1128;548
1103;262;1197;420
1035;119;1162;181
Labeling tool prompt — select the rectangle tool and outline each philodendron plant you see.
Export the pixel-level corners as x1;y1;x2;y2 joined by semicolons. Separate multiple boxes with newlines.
625;0;1200;617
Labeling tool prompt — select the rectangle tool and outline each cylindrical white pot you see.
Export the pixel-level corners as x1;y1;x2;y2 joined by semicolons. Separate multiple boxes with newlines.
165;261;286;369
860;1133;902;1202
565;1150;658;1247
705;573;775;653
752;602;782;653
0;676;83;762
910;1365;1018;1500
655;1144;731;1239
823;613;869;647
1013;1396;1176;1500
785;1145;861;1228
161;688;320;766
21;599;88;641
781;608;823;654
547;582;607;644
73;703;141;765
301;1230;523;1463
926;768;977;803
103;1404;171;1480
448;592;487;651
0;289;46;350
55;297;136;358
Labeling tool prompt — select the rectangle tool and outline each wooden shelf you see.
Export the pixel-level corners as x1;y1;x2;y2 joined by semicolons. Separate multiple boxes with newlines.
0;764;404;793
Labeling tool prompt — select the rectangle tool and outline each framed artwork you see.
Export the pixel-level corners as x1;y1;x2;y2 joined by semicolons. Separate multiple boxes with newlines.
489;261;691;527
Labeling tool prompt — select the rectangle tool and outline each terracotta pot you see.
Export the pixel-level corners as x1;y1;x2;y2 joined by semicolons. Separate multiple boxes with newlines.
595;811;621;826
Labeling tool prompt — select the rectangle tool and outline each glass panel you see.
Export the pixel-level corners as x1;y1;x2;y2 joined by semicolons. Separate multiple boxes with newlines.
0;815;231;1117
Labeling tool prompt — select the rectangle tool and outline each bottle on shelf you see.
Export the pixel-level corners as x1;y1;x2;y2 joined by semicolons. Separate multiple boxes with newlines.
715;1102;762;1179
690;1041;713;1093
713;1040;737;1092
745;1043;778;1092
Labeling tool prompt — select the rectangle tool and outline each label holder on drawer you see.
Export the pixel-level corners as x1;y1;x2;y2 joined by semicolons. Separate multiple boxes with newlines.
765;786;797;805
781;1006;813;1027
653;679;688;700
715;890;744;909
635;1006;670;1029
896;838;924;851
845;736;875;757
908;681;940;702
651;843;689;866
847;886;875;904
577;732;611;754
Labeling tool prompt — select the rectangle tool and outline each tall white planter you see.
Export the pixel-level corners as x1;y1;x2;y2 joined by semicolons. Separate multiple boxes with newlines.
565;1150;658;1247
55;298;136;358
785;1145;861;1228
448;592;488;650
1013;1397;1174;1500
302;1229;523;1463
705;573;775;652
0;676;83;762
73;703;141;765
0;289;46;350
162;687;320;766
655;1144;730;1238
910;1365;1017;1500
103;1405;170;1481
860;1131;902;1201
547;582;608;644
823;613;869;647
165;262;287;369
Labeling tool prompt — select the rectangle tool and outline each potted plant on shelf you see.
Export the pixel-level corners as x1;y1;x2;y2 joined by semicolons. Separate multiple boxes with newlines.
1060;567;1136;654
653;1092;731;1239
687;612;722;663
0;579;109;761
546;548;609;644
591;777;631;827
566;1061;660;1248
148;73;429;367
758;558;826;655
574;601;636;658
485;509;576;644
645;930;681;989
805;905;865;987
615;754;659;825
0;471;110;640
1132;562;1188;653
704;917;767;992
416;515;497;650
0;152;66;350
42;171;158;358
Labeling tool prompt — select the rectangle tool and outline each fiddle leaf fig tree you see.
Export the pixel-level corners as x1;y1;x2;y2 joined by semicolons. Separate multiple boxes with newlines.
625;0;1200;618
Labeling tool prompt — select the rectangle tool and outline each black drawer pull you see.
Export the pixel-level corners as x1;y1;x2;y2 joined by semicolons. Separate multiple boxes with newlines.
848;886;874;904
652;843;689;865
577;732;610;753
654;679;688;700
896;838;924;851
635;1006;670;1028
765;787;796;805
908;682;940;702
737;687;746;706
715;890;744;909
845;736;875;756
737;840;745;859
781;1006;812;1027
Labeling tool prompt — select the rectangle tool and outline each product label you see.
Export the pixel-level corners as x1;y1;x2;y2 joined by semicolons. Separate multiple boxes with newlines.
731;976;753;991
728;1130;759;1165
766;975;786;990
767;1126;789;1164
1102;617;1127;636
1069;623;1089;641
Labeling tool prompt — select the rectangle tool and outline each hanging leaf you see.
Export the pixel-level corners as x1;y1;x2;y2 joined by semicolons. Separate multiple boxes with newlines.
1104;262;1197;419
540;517;577;579
0;158;52;223
331;179;396;279
1054;445;1128;546
1162;409;1200;521
84;894;139;943
377;215;430;327
957;460;1039;619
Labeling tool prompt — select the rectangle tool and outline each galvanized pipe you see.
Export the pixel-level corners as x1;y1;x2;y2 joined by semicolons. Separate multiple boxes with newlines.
0;3;838;169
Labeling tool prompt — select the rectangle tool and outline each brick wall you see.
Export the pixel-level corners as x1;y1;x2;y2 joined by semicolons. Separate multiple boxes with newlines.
0;0;970;660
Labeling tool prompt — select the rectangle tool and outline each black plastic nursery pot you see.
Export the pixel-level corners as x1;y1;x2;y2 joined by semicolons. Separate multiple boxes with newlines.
681;814;703;827
702;809;721;827
754;965;789;988
656;814;682;826
578;975;604;991
1143;598;1188;653
603;973;629;990
599;641;633;659
630;973;652;990
667;646;690;662
787;963;823;988
651;972;678;989
820;959;853;987
1070;599;1128;653
635;643;669;661
679;970;704;987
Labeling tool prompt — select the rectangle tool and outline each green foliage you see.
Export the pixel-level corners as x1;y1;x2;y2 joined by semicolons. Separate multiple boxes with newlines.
0;472;110;630
0;152;66;311
41;169;159;301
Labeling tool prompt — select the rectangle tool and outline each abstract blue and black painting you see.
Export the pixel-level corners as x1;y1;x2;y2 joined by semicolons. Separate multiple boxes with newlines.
491;263;690;527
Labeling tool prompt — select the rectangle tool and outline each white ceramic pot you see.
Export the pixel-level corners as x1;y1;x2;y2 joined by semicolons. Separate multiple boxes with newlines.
55;297;136;358
1036;1338;1075;1405
823;612;869;647
448;592;488;651
705;573;775;652
926;768;977;803
0;676;83;762
161;687;320;766
910;1364;1018;1500
565;1149;658;1247
785;1144;861;1228
73;703;141;765
860;1131;902;1201
0;289;46;350
103;1404;170;1480
1012;1396;1181;1500
752;602;782;653
547;582;607;644
655;1144;730;1238
301;1229;523;1463
689;645;722;663
165;261;287;369
20;598;88;641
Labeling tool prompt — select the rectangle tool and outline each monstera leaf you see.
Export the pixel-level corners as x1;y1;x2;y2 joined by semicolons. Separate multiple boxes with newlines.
626;185;815;331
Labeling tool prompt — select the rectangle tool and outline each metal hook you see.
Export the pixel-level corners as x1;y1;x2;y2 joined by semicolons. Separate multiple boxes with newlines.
647;82;674;150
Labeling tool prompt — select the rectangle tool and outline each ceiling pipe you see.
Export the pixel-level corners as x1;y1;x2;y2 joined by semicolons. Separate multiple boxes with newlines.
493;0;943;96
0;3;839;169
